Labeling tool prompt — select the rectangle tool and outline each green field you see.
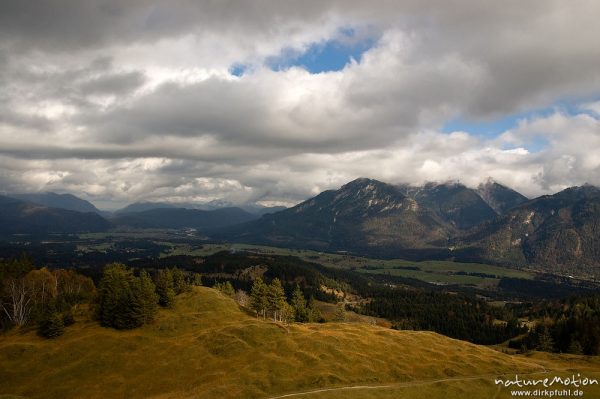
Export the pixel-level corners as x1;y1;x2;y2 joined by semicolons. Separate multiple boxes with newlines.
183;243;535;287
1;287;598;399
74;233;535;288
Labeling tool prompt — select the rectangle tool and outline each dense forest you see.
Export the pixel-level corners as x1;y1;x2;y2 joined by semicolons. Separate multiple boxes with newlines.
508;294;600;355
356;289;525;344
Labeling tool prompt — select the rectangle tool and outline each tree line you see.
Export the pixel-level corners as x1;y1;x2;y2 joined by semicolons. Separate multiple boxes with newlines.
95;264;201;330
357;287;527;345
1;256;202;336
247;277;322;323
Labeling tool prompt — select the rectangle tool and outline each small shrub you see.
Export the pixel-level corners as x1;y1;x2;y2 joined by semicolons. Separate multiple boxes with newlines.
39;312;65;338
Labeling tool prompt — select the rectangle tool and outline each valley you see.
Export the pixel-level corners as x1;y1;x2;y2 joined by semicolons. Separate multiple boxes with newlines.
2;178;600;398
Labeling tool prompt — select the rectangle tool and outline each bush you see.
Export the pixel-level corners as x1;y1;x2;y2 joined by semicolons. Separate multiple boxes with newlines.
39;312;65;338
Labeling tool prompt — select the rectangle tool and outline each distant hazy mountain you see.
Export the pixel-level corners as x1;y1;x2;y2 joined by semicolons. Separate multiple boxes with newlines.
460;185;600;276
398;182;497;229
476;180;528;214
115;202;178;214
10;192;102;214
113;207;259;230
116;200;286;216
0;195;110;235
242;204;287;216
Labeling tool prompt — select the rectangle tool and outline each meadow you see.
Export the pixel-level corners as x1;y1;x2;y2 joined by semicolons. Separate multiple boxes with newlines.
1;287;598;399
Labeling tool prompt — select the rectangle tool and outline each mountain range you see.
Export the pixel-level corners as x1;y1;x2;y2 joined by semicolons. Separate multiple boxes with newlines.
116;201;285;216
10;192;104;214
111;207;260;230
220;178;526;253
0;195;110;236
2;178;599;276
219;178;600;276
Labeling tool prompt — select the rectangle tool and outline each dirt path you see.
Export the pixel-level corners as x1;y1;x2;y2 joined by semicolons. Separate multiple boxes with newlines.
266;370;549;399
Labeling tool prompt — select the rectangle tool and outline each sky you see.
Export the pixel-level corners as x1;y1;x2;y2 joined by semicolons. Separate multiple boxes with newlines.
1;1;600;210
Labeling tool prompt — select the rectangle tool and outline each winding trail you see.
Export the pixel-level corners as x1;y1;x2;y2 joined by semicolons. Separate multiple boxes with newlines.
266;370;549;399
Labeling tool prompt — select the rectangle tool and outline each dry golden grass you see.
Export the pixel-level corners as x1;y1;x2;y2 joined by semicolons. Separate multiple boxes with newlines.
1;287;599;399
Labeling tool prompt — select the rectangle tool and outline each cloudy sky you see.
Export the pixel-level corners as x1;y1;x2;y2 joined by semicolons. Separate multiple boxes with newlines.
1;1;600;209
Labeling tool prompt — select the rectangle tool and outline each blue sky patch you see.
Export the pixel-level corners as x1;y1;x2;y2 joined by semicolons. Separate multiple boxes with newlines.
266;27;377;73
442;100;595;152
442;100;592;138
229;63;247;77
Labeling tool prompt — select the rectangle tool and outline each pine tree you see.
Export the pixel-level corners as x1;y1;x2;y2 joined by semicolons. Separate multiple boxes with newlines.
135;270;158;324
291;285;309;322
307;296;322;322
267;278;286;322
96;263;140;329
249;277;268;319
155;269;175;308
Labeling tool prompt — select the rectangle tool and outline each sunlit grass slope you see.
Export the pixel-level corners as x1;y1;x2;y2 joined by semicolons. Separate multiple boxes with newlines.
1;287;599;399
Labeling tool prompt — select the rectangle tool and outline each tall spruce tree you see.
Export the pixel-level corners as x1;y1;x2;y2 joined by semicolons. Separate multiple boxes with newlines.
291;285;309;322
96;264;142;329
267;278;286;322
135;270;158;324
249;277;268;319
155;269;175;308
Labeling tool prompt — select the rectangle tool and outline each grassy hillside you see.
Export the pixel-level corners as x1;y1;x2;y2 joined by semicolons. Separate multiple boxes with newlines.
1;287;599;399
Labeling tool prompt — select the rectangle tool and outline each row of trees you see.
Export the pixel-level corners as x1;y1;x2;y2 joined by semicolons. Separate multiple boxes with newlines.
1;255;95;337
248;278;321;323
1;256;203;335
96;264;201;330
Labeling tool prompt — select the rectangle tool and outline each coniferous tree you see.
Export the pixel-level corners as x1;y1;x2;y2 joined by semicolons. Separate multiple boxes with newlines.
155;269;175;308
267;278;286;322
249;277;268;319
96;263;138;329
96;264;159;330
171;267;191;294
135;270;159;324
291;285;309;322
307;296;322;322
